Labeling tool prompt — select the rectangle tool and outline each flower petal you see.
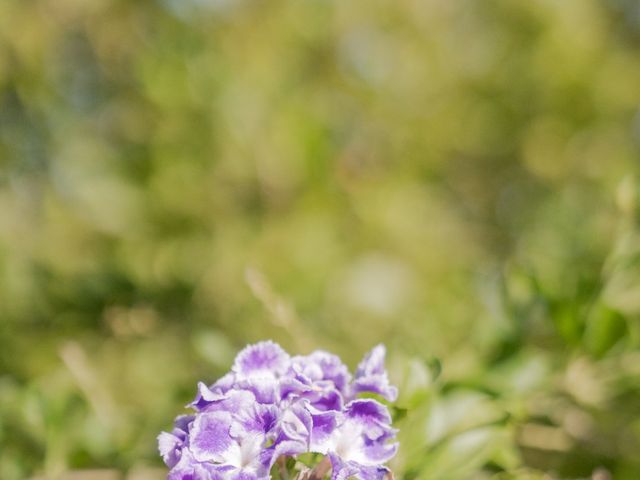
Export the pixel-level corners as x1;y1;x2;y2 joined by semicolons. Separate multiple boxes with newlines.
344;399;393;440
351;345;397;402
361;439;399;465
199;389;257;415
351;376;398;402
310;410;341;452
356;345;387;378
158;431;183;468
279;401;312;444
231;403;279;438
234;377;280;404
329;453;389;480
292;351;351;392
190;381;228;410
233;341;290;378
189;411;235;463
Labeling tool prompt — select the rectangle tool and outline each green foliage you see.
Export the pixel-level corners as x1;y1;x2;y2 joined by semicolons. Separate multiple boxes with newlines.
1;0;640;478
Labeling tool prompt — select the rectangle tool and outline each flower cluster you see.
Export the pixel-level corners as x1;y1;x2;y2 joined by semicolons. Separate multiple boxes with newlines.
158;341;399;480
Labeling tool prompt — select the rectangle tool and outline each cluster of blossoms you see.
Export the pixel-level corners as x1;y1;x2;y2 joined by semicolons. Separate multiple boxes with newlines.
158;341;399;480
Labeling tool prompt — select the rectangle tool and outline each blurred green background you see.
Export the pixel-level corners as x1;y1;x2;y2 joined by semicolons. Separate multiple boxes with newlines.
2;0;640;478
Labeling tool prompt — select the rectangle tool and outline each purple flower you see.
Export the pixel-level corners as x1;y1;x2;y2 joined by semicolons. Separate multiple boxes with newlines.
288;351;352;412
159;341;398;480
312;400;398;480
188;403;285;480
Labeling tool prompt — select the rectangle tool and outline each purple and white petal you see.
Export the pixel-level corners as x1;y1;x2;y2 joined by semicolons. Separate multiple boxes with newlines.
344;399;394;440
213;372;238;393
292;351;351;393
351;345;397;402
329;453;390;480
280;374;313;400
223;432;268;471
233;341;290;378
234;377;280;404
351;376;398;403
199;389;257;415
190;381;228;411
167;449;227;480
166;451;197;480
174;415;195;434
355;345;387;378
189;411;235;463
361;438;399;465
309;410;341;452
158;431;183;468
279;401;312;445
159;415;194;468
231;403;279;438
304;384;344;412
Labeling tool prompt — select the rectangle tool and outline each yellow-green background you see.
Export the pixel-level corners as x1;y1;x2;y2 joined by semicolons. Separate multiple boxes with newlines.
2;0;640;478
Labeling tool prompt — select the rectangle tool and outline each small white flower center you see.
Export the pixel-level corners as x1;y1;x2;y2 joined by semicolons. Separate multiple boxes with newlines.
227;433;264;470
333;423;363;461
